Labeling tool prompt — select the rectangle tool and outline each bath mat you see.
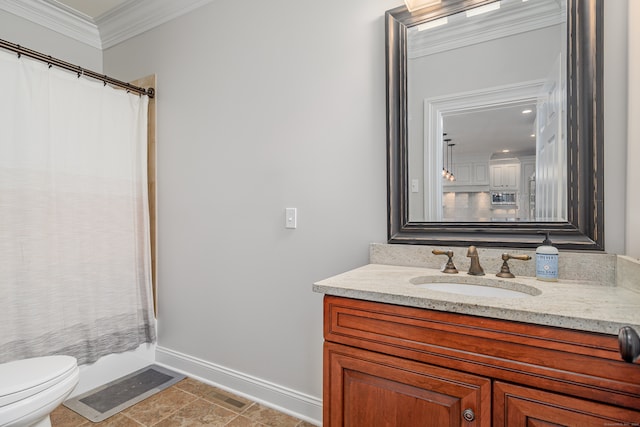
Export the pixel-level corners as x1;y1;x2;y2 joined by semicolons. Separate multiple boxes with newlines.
64;365;186;422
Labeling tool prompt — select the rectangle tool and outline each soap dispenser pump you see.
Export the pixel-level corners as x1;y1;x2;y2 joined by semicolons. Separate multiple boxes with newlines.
536;233;559;281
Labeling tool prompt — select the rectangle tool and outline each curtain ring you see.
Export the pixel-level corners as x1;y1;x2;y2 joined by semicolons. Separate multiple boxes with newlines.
47;56;53;69
77;67;83;78
16;45;21;58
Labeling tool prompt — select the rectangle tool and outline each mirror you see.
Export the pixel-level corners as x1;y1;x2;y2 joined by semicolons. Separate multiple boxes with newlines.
386;0;603;250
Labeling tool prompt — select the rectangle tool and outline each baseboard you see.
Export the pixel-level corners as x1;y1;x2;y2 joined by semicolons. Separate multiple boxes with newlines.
155;346;322;426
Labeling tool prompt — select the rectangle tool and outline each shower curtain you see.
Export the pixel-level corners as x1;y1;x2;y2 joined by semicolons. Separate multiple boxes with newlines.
0;50;156;364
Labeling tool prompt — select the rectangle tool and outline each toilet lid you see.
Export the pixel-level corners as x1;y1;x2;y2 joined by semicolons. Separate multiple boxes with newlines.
0;355;78;404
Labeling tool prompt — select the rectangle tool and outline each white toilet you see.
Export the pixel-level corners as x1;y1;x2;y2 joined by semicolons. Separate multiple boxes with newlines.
0;356;79;427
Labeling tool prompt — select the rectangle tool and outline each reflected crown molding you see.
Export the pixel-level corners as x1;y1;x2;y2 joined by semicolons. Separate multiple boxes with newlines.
408;0;566;58
0;0;214;49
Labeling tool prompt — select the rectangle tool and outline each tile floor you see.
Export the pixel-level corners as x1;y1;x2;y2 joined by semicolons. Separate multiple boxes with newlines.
51;377;317;427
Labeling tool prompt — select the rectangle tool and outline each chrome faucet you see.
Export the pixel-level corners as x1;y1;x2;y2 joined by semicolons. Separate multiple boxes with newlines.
466;245;485;276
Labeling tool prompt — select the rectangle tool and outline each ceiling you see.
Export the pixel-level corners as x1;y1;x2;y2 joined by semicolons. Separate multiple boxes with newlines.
443;103;538;158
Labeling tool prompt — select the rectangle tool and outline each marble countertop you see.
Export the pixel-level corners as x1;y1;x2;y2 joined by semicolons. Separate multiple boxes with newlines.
313;264;640;335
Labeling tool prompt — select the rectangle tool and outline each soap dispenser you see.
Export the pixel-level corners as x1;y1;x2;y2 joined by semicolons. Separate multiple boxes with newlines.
536;233;559;281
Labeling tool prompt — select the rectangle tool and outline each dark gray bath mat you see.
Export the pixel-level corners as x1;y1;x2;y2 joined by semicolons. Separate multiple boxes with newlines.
64;365;186;422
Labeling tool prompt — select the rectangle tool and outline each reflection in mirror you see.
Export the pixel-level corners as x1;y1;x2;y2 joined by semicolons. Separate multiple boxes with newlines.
386;0;604;249
441;104;538;222
406;0;567;223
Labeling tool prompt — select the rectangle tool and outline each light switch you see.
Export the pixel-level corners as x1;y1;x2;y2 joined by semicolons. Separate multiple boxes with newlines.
411;179;419;193
285;208;297;229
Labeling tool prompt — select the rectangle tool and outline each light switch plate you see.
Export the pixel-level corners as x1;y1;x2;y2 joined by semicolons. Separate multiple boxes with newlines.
285;208;297;229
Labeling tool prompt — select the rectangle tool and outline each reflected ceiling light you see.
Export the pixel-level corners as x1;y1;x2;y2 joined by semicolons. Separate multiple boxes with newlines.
522;109;533;114
466;1;501;17
502;149;510;153
417;17;448;31
530;133;536;138
404;0;442;12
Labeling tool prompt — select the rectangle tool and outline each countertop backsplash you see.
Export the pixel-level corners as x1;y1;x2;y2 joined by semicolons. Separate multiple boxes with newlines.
617;255;640;293
369;243;619;286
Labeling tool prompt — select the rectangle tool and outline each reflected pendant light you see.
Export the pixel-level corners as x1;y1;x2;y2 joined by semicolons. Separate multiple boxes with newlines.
443;138;451;178
442;138;447;177
448;142;455;181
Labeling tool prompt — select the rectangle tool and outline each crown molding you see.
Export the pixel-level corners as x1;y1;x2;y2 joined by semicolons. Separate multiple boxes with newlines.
97;0;215;49
0;0;214;50
0;0;101;48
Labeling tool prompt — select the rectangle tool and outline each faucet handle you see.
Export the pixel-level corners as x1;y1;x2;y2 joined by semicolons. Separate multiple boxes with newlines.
432;249;458;274
496;253;531;278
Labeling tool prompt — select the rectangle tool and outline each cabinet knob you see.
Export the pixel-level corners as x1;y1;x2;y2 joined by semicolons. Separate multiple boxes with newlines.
462;408;475;422
619;326;640;363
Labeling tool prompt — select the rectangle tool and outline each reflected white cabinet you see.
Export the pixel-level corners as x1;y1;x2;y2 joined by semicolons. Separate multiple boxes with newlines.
490;162;520;190
444;161;489;187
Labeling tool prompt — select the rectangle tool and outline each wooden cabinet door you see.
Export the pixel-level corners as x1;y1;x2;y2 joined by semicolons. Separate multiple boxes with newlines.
324;342;491;427
494;382;640;427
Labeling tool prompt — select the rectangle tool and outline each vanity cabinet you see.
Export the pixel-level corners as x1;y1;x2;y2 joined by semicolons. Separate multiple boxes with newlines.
326;343;490;426
493;382;640;426
323;296;640;427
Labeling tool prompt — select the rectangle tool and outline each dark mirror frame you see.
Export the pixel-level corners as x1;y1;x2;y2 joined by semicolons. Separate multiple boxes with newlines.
386;0;604;250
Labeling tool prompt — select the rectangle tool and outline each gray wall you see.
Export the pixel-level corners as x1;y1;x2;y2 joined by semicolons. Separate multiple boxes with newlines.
604;0;631;256
628;0;640;257
102;0;398;411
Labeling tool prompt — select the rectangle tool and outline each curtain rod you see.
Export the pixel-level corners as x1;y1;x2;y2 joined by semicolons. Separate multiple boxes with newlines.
0;38;155;99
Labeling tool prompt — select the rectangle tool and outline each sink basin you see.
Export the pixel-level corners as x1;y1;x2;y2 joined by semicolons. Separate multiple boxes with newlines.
410;276;541;298
415;282;532;298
